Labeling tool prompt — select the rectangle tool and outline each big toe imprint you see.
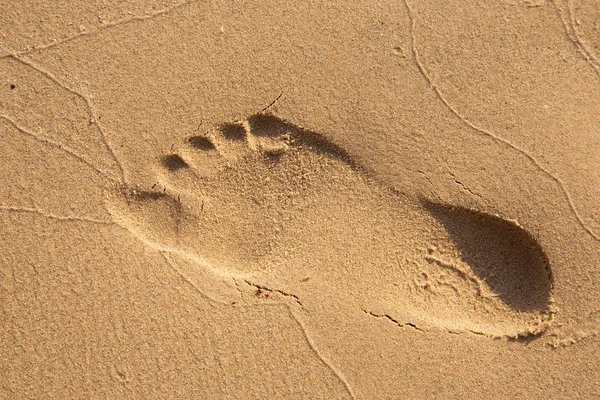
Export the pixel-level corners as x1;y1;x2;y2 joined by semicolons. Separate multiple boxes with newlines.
105;113;554;341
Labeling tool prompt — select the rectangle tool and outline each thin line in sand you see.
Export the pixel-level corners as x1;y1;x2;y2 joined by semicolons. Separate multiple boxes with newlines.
286;308;356;399
0;113;120;184
551;0;600;78
159;251;355;398
6;55;127;183
402;0;600;242
0;205;113;225
0;0;197;61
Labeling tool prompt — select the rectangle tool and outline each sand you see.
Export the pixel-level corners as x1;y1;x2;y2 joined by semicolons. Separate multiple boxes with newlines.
1;0;599;398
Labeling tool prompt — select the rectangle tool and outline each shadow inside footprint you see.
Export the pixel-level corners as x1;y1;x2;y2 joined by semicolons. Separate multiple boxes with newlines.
423;201;552;313
188;136;216;150
218;122;246;141
246;113;356;168
162;154;189;171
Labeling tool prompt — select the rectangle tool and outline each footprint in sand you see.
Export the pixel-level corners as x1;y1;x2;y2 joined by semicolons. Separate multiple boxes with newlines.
106;113;554;340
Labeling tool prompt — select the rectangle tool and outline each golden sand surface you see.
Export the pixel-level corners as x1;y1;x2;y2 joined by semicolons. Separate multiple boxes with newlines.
1;1;599;398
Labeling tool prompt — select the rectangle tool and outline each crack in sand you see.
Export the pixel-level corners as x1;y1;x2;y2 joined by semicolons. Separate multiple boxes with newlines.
416;169;443;201
260;92;284;113
243;279;305;310
363;310;424;332
365;308;549;341
402;0;600;242
444;162;488;205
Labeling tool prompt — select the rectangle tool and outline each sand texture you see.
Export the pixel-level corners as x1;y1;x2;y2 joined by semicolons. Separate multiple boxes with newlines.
1;0;600;398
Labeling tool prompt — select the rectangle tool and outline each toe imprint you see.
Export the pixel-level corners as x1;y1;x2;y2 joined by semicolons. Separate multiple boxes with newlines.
162;154;189;171
218;122;246;141
188;136;216;151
